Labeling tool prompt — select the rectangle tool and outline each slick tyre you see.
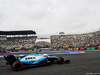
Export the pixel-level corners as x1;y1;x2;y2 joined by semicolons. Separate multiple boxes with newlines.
12;61;23;71
57;57;64;64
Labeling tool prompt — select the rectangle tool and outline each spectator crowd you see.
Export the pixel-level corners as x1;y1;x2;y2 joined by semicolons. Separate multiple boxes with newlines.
0;36;36;49
51;31;100;48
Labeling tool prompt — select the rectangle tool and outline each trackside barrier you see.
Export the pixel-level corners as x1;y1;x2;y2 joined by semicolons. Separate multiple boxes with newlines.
80;48;85;50
12;50;17;52
6;51;12;53
68;48;73;50
98;48;100;50
25;50;28;51
0;47;100;53
86;48;91;50
0;51;5;53
91;48;96;50
29;50;32;51
54;49;56;50
86;48;96;50
56;49;59;50
73;48;79;50
16;50;25;52
59;49;62;50
63;49;65;50
65;48;68;50
15;48;21;50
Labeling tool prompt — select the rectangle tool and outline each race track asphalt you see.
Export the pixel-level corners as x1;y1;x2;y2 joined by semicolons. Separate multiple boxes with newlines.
0;50;100;75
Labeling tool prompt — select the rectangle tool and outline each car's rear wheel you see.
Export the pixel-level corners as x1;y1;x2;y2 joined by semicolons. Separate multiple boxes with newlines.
57;57;64;64
12;61;23;71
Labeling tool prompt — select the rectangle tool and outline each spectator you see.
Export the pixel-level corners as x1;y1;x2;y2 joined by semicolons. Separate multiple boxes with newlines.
51;31;100;48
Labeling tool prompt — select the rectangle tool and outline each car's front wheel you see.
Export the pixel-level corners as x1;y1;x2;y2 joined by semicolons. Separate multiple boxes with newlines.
57;57;64;64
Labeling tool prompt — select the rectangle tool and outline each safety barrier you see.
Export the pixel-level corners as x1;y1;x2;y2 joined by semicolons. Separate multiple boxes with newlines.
12;50;17;52
73;48;79;50
15;48;21;50
65;48;68;50
68;48;73;50
29;50;32;51
56;49;59;50
6;51;12;53
98;48;100;50
0;47;100;53
86;48;91;50
80;48;84;50
54;49;56;50
86;47;96;50
0;51;5;53
25;50;28;51
91;48;96;50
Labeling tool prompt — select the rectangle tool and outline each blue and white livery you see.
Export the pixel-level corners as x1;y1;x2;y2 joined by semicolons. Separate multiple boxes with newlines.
4;53;70;71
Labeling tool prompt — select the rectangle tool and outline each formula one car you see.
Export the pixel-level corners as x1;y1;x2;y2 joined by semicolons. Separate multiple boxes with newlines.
4;53;70;71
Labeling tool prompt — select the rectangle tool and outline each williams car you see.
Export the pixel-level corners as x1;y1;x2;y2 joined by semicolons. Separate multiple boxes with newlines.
4;53;70;71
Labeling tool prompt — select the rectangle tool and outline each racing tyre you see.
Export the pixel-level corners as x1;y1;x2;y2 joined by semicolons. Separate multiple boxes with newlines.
57;57;64;64
12;61;23;71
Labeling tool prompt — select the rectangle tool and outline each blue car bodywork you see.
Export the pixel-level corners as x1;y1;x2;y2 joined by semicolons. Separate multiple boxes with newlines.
19;53;57;65
4;53;68;71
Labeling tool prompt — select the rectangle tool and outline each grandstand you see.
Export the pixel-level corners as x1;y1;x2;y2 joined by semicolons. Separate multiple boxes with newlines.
0;30;37;51
0;30;100;51
51;31;100;50
35;41;50;48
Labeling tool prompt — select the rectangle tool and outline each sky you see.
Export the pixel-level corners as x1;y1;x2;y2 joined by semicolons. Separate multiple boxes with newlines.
0;0;100;35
